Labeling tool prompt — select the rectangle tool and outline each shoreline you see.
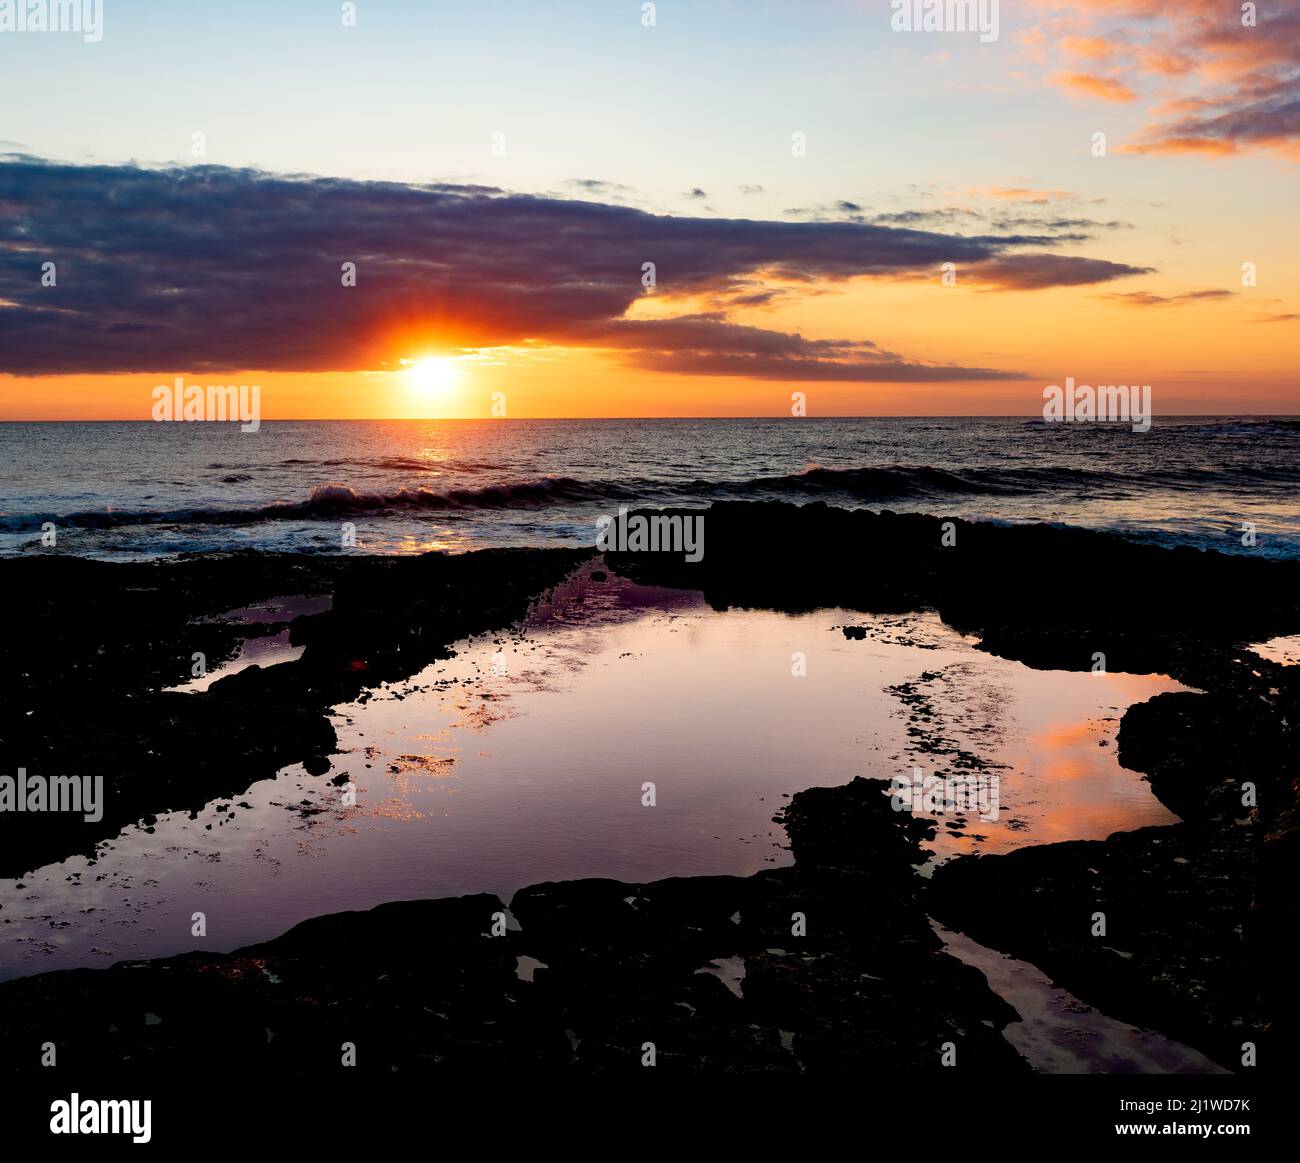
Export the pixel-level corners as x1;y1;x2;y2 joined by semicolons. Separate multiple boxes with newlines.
1;502;1294;1073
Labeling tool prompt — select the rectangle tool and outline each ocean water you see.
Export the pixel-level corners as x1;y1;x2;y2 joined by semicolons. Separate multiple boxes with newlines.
1;416;1298;559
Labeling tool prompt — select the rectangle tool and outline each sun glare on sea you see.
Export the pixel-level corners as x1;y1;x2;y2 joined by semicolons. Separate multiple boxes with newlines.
403;356;461;403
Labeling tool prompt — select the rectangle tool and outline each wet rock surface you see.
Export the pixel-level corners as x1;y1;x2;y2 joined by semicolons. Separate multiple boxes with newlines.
611;502;1297;1073
0;778;1026;1073
606;502;1300;672
927;823;1260;1071
0;547;590;877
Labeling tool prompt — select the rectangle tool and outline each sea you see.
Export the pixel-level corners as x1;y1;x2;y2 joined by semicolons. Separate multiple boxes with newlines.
1;416;1298;560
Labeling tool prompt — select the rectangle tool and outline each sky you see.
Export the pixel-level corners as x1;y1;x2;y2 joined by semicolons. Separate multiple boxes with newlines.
1;0;1297;418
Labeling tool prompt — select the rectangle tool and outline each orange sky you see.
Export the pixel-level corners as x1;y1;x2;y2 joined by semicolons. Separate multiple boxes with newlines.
3;0;1298;418
5;271;1296;419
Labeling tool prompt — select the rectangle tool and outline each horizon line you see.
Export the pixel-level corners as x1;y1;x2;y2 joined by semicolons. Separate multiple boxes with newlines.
2;413;1299;423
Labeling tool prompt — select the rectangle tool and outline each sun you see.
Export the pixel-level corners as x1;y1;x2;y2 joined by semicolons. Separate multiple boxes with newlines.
403;356;461;400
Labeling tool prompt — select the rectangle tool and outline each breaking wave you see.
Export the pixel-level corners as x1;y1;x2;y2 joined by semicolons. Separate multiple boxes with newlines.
7;459;1299;534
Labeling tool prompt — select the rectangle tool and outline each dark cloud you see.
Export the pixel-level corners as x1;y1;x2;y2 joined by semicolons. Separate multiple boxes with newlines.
964;254;1155;290
1132;87;1300;157
724;290;786;307
869;208;981;227
564;178;633;194
806;202;1132;245
0;158;1147;379
625;352;1018;381
683;187;708;199
1102;288;1233;307
987;215;1132;235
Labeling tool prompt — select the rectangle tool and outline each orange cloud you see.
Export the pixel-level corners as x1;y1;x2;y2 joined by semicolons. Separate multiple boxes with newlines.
1027;0;1300;159
1062;35;1118;62
1120;135;1246;158
978;186;1073;202
1051;72;1138;102
1137;48;1196;76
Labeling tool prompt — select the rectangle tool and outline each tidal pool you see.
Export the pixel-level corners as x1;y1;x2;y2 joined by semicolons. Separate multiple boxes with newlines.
0;569;1190;1074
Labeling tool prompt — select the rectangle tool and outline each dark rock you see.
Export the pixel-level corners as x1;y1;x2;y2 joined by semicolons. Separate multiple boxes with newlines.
0;778;1029;1074
928;822;1262;1071
0;547;590;877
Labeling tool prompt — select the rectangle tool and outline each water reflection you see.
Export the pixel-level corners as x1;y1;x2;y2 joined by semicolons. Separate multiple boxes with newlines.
0;572;1184;979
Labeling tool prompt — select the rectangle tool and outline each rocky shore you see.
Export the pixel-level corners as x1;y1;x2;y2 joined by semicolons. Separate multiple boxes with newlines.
1;502;1294;1073
0;547;589;877
610;502;1297;1072
0;776;1028;1073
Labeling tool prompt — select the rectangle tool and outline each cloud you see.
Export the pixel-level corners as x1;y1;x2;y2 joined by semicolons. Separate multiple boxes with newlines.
624;351;1019;381
963;254;1154;290
985;215;1130;238
603;316;1020;379
1027;0;1300;159
1061;36;1119;63
1102;288;1234;307
978;186;1073;202
0;158;1150;380
1050;72;1137;102
1137;47;1195;77
564;178;633;194
792;200;1131;245
1125;86;1300;158
1256;313;1300;323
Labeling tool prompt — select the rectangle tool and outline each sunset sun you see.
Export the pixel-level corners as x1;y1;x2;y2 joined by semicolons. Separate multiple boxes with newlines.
404;356;461;402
